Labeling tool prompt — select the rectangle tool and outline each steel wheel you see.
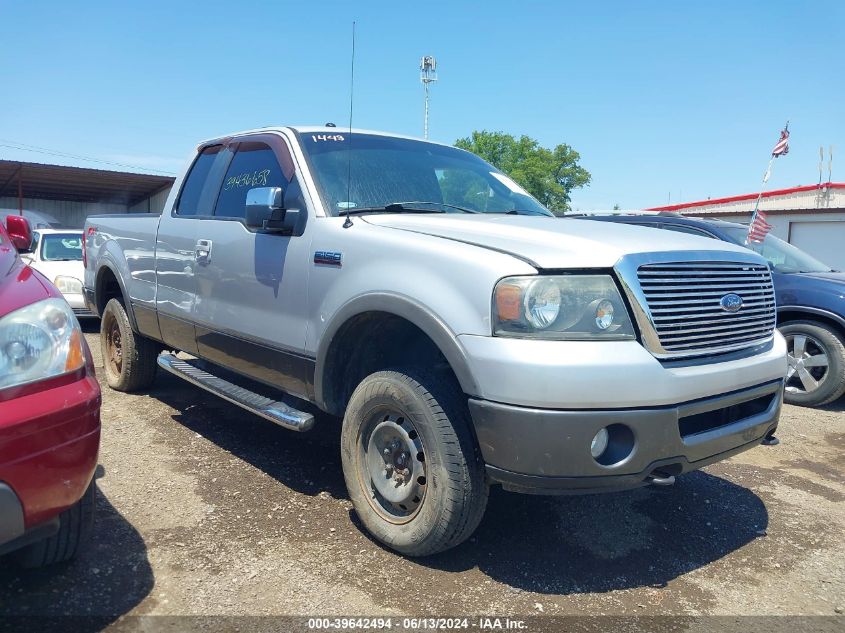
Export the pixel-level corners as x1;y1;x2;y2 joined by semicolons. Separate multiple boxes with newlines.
104;312;123;377
358;410;427;524
785;333;829;395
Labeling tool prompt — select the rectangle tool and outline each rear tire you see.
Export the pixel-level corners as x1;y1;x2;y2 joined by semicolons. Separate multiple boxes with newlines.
100;298;158;392
780;320;845;407
14;480;96;568
341;368;488;557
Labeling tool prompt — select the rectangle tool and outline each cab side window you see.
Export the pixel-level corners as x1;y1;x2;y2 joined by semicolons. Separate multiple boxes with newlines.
176;145;227;216
214;142;286;219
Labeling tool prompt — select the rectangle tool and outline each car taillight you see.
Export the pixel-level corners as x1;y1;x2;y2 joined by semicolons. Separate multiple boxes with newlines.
82;226;95;268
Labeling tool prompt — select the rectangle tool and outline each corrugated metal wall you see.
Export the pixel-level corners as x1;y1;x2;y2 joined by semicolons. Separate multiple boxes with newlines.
128;186;172;213
0;185;172;228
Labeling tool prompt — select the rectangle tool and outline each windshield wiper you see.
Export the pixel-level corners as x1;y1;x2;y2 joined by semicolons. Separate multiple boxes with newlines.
487;209;552;217
339;205;445;217
339;201;479;216
388;201;479;214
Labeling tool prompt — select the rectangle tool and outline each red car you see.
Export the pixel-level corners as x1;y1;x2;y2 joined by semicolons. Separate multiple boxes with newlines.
0;215;101;567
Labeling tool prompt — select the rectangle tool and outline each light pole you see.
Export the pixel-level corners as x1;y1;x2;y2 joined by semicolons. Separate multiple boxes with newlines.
420;56;437;140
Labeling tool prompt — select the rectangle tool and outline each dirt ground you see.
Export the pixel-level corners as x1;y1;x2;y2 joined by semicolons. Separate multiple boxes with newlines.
1;328;843;626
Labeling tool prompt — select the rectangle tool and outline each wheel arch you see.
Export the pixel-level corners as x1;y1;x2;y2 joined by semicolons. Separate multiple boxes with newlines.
777;306;845;340
314;293;480;416
95;263;138;331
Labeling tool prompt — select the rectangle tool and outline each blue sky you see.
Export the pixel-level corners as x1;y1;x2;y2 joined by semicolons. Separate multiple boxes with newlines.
1;0;842;210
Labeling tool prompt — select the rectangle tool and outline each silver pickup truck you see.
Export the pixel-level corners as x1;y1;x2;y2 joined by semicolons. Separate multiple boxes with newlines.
84;126;786;556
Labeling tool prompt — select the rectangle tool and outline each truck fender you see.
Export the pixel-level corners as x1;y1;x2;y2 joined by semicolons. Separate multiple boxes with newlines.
95;258;139;332
314;292;481;410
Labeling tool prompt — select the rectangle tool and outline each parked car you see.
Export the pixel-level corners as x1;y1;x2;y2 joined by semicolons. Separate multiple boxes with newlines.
84;127;785;556
19;227;95;319
578;213;845;407
0;215;101;567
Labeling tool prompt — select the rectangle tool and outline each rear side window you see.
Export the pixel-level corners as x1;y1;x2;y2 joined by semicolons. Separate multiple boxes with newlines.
176;145;225;216
214;142;286;219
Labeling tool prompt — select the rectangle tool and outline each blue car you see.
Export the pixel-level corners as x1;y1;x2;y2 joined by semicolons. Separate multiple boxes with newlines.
579;213;845;407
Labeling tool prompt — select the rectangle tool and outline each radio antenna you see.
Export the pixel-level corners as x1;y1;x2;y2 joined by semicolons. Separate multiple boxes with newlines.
343;21;356;228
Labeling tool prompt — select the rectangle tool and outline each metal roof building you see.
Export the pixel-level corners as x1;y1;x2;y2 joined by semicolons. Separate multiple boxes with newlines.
0;160;175;228
647;182;845;270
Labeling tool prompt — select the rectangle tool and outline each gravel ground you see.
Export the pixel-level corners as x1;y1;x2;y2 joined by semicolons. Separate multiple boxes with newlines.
1;328;843;625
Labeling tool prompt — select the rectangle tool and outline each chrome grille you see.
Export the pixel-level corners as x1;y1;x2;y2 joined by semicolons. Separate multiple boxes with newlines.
636;262;776;356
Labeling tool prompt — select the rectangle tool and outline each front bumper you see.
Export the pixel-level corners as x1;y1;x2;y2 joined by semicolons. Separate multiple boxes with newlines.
457;333;786;408
63;291;96;318
0;370;101;534
469;379;782;494
0;484;59;556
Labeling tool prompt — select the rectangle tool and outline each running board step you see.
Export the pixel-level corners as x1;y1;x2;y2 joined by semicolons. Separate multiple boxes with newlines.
157;354;315;432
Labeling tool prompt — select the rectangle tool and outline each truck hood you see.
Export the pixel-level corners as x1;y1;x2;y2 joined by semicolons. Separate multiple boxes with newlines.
363;214;754;268
794;271;845;285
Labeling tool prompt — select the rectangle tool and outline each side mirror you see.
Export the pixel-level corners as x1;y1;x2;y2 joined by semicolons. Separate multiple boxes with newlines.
5;215;32;252
245;187;300;233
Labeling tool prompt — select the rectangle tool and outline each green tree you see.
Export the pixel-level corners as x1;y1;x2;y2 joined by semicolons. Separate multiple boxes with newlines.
454;130;591;214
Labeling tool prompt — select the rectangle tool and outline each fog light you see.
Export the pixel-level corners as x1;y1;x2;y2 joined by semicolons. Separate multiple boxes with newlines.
590;427;609;459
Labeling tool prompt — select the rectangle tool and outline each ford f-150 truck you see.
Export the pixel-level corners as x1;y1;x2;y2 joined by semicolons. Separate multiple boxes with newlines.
84;127;786;556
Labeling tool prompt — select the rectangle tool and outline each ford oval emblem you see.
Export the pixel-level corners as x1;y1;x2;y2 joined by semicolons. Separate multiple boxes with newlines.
720;293;743;313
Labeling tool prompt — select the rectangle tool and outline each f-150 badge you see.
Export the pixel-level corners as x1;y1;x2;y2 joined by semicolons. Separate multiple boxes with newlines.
314;251;342;267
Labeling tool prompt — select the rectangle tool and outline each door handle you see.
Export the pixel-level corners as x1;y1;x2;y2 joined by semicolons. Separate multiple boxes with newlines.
195;239;212;265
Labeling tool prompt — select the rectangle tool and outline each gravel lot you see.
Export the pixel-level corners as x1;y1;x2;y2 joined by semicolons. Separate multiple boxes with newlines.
1;328;843;625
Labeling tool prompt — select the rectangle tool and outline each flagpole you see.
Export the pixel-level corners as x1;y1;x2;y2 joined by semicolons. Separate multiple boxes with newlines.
746;121;788;245
746;157;775;245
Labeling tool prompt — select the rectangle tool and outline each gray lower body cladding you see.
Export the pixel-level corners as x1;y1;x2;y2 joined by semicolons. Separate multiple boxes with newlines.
469;380;782;494
0;483;60;556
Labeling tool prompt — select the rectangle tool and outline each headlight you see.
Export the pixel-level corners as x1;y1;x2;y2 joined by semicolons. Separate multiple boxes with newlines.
523;278;561;328
0;298;86;390
493;275;636;339
54;276;83;295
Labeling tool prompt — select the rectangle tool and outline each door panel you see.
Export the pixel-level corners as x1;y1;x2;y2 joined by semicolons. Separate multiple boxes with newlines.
155;216;200;353
155;144;231;353
192;221;312;398
191;138;312;398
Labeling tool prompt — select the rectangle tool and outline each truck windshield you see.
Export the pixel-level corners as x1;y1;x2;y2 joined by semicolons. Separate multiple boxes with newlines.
40;233;83;261
721;226;833;273
299;132;553;217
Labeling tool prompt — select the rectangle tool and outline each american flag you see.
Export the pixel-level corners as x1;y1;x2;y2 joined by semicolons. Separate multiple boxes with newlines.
748;209;773;243
772;125;790;157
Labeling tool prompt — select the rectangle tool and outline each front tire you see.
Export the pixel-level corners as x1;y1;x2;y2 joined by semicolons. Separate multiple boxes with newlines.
341;368;488;556
100;298;159;392
780;320;845;407
14;481;96;568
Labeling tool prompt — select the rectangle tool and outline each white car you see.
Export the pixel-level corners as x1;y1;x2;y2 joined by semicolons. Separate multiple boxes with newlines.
23;228;95;318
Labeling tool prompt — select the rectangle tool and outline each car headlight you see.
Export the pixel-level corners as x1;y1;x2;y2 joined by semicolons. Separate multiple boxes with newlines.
0;298;86;390
54;276;83;295
493;274;636;339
